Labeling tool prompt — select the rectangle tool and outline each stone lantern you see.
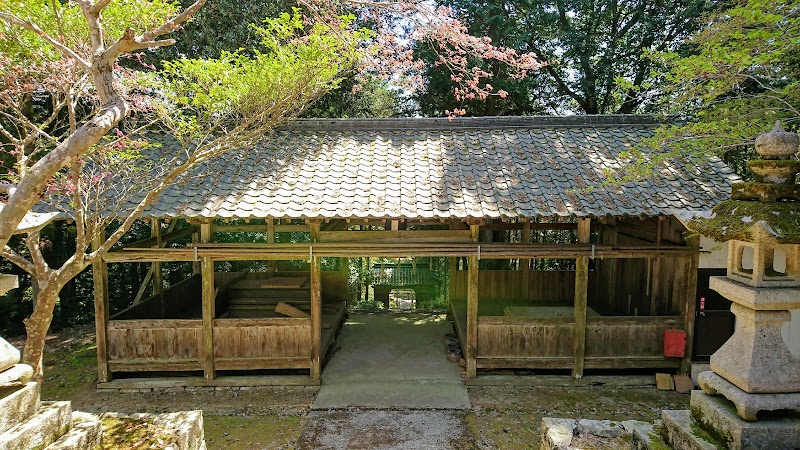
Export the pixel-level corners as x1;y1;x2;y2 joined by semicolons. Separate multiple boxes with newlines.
661;122;800;449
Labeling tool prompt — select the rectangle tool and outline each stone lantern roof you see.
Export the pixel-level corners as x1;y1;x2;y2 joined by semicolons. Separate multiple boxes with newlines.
689;121;800;243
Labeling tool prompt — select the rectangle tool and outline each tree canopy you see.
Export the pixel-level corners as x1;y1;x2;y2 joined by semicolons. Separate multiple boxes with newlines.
414;0;711;115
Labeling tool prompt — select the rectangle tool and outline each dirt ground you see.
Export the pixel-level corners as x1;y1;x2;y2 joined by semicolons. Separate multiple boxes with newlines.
8;324;691;449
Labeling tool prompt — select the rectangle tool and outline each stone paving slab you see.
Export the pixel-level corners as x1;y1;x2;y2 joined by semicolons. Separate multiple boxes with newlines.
313;380;470;410
297;410;479;450
314;313;470;410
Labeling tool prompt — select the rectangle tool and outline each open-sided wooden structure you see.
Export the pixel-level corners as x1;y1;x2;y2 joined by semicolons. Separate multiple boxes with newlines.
92;116;739;384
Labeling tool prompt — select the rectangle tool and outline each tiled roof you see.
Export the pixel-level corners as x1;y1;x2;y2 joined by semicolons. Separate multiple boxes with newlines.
144;116;740;220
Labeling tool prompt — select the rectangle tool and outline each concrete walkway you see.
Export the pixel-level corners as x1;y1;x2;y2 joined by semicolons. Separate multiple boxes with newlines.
312;312;471;410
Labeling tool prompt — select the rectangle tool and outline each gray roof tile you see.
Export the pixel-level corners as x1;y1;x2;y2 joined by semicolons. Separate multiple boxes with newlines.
139;116;739;220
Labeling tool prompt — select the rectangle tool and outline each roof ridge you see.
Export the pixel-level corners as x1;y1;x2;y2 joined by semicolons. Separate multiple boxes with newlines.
282;115;665;131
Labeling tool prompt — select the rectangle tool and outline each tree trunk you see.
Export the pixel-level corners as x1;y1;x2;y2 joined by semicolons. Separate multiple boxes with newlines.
22;278;60;379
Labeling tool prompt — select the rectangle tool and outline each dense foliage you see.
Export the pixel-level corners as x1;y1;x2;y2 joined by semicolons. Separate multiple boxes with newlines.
619;0;800;180
415;0;711;115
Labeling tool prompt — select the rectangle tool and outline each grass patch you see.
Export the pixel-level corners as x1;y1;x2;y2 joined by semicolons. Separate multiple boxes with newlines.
42;341;97;400
204;415;305;449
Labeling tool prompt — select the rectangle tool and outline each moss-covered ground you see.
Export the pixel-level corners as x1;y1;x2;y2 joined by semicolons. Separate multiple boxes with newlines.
14;324;692;449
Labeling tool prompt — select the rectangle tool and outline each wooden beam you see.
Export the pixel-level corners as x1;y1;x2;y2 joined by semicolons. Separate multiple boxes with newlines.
122;224;198;248
318;230;471;243
681;236;700;375
211;223;311;233
105;243;694;262
572;218;591;379
130;267;154;306
92;231;111;383
310;255;322;381
192;231;200;275
466;223;480;379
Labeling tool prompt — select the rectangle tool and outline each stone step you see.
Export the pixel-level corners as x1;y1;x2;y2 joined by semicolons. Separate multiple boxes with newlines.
630;420;667;450
661;410;721;450
0;364;34;385
45;412;103;450
0;401;72;450
0;381;40;435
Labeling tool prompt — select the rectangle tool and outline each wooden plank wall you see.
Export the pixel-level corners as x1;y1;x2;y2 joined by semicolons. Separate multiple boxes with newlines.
451;270;576;303
472;315;684;370
477;317;574;358
107;320;203;371
213;318;311;370
584;316;684;359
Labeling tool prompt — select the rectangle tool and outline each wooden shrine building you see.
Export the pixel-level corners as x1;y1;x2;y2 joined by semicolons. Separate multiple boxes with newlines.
93;116;739;385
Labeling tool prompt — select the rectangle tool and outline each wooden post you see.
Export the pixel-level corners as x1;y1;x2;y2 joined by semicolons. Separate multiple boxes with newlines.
600;217;618;312
267;219;276;275
681;236;700;374
309;220;322;380
92;231;111;383
572;218;591;379
311;255;322;380
466;224;480;379
341;257;349;306
448;257;457;302
200;221;215;380
151;218;163;316
448;221;458;303
191;231;200;275
650;217;664;315
522;220;531;300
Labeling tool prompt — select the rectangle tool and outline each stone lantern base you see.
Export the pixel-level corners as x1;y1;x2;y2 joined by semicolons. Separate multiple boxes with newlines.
662;390;800;450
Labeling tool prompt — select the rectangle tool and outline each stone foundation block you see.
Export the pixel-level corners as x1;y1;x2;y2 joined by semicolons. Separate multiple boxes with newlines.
661;409;720;450
45;412;102;450
698;371;800;421
101;410;205;450
690;390;800;449
0;381;40;435
0;363;34;386
0;337;20;373
0;401;72;450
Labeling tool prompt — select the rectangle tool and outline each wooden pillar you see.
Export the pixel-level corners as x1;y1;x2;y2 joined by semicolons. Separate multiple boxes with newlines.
151;218;164;316
448;257;457;302
191;231;200;275
341;257;349;306
267;219;276;275
309;220;322;380
448;221;458;303
600;217;618;312
681;236;700;374
650;217;664;315
572;218;591;379
311;255;322;380
92;231;110;383
522;220;531;299
200;221;215;380
466;223;480;379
